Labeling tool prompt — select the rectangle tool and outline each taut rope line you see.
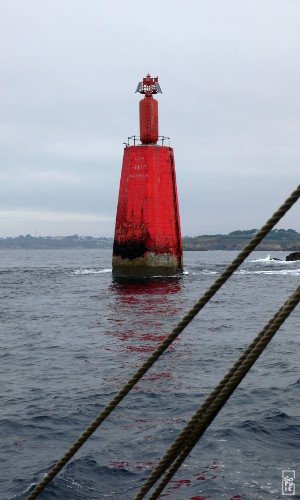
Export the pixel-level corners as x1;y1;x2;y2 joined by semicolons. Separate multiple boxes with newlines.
27;184;300;499
134;286;300;499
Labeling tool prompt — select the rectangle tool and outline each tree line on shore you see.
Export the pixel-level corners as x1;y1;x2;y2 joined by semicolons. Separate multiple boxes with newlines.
182;229;300;251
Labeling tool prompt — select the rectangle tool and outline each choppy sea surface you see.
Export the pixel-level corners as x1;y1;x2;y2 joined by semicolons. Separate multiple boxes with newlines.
1;249;299;500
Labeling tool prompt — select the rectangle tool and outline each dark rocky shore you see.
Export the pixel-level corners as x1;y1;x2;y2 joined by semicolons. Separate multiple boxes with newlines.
271;252;300;262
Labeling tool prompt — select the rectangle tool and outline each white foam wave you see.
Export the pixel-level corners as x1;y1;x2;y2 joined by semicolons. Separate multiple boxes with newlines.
249;255;297;264
73;268;112;275
11;481;39;498
250;254;276;263
202;269;218;274
239;269;300;276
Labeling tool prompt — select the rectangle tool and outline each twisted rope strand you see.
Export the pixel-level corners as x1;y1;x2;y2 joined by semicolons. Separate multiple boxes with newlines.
149;290;300;500
135;287;300;500
134;308;285;498
27;184;300;500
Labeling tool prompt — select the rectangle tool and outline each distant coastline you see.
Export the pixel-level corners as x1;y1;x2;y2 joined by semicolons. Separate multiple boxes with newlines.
1;229;300;251
182;229;300;251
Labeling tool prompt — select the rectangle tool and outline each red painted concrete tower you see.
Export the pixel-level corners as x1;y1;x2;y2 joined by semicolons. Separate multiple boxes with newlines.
112;74;183;277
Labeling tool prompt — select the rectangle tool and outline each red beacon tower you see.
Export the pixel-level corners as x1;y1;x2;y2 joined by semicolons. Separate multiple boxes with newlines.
112;74;183;277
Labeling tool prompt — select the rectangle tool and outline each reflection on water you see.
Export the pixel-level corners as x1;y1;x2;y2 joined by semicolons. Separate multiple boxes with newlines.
111;275;182;295
110;277;182;321
102;277;185;389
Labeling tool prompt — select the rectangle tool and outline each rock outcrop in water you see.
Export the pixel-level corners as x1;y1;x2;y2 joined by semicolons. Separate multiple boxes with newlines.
270;252;300;262
285;252;300;261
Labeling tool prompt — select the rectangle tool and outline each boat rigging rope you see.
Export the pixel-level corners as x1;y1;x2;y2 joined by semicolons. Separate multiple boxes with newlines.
134;285;300;499
27;184;300;500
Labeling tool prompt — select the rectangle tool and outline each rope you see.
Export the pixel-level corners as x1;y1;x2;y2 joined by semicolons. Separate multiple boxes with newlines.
134;286;300;499
27;184;300;499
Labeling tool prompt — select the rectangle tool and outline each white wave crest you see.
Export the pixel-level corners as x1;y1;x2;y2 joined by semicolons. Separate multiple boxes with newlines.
239;269;300;276
249;255;297;264
73;268;112;275
249;254;272;263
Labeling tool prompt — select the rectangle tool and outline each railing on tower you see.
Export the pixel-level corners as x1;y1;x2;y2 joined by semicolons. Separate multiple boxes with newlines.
124;135;170;147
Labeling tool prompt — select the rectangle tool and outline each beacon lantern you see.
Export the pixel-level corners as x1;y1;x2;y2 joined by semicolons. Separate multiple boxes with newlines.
112;74;183;277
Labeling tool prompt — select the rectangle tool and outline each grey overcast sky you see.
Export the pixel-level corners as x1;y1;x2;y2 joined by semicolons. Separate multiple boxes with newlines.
0;0;299;237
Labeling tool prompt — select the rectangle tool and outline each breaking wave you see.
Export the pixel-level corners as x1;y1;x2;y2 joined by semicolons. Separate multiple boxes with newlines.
73;268;112;275
249;255;298;264
239;269;300;276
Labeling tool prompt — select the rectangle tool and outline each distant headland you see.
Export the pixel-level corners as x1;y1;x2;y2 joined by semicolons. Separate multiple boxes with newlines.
0;229;300;251
182;229;300;251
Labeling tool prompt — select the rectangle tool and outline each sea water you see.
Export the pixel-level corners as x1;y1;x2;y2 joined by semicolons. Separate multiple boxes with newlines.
1;249;299;499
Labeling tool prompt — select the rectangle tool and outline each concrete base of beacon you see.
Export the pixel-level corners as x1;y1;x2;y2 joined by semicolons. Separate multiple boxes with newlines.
112;253;183;278
112;144;183;279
